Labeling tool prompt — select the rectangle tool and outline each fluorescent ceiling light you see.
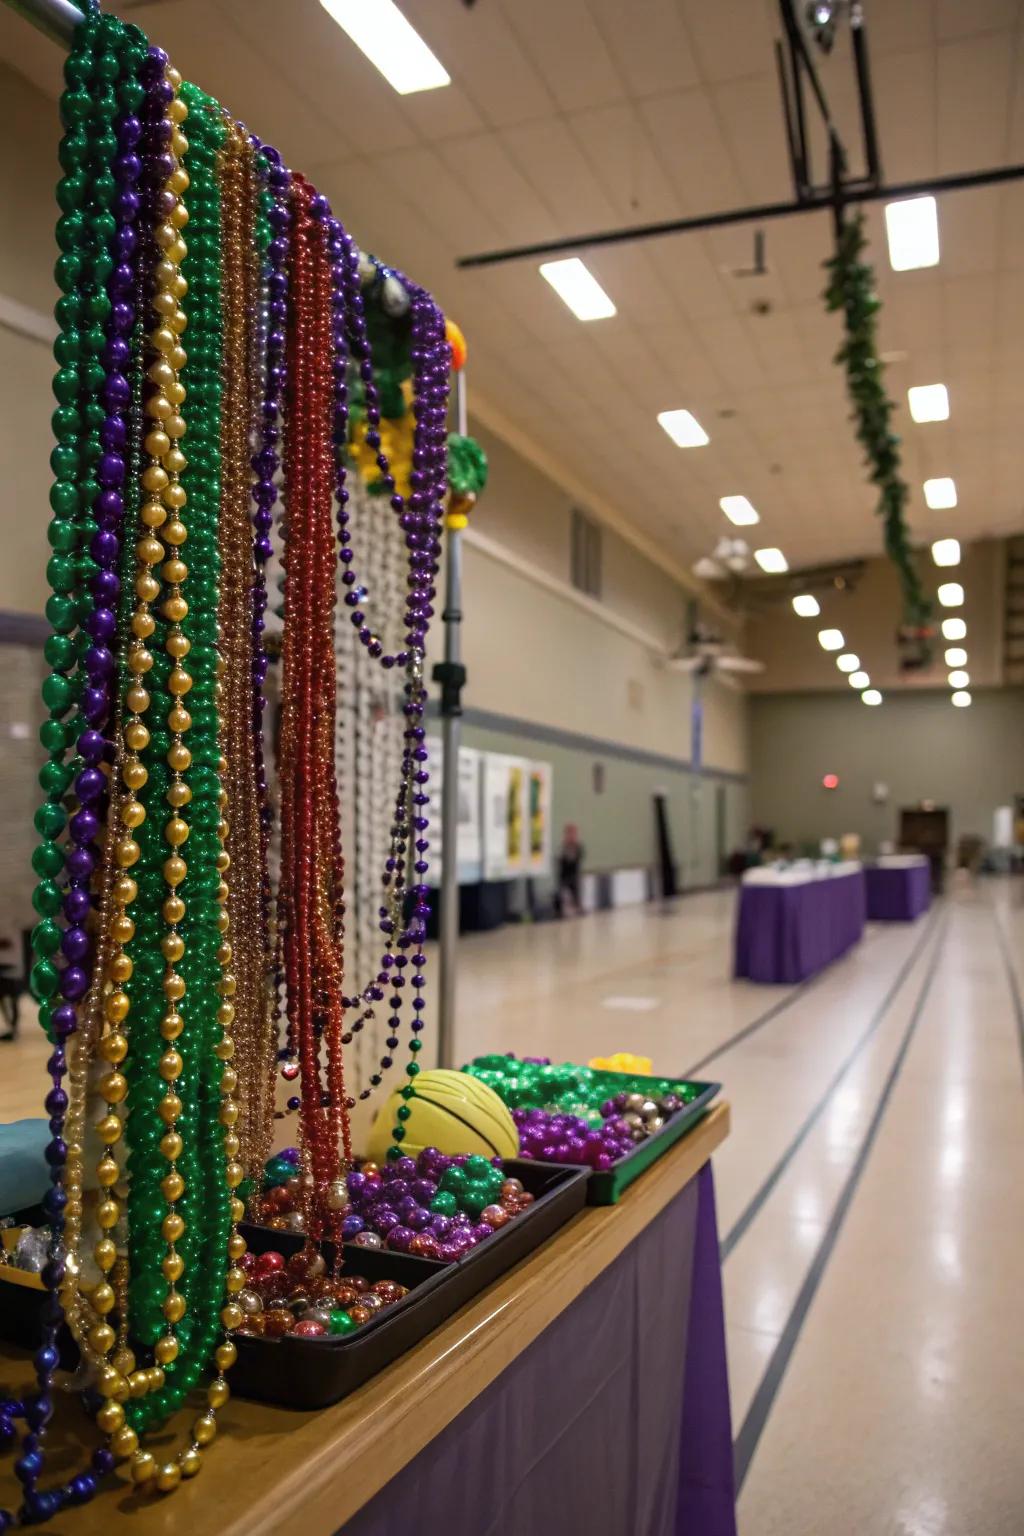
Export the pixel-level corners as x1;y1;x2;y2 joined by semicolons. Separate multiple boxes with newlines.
319;0;450;94
848;671;870;689
951;691;971;708
941;617;966;641
818;628;844;651
944;647;967;668
719;495;760;526
657;409;709;448
836;653;860;673
907;383;949;423
937;582;964;607
539;257;616;321
947;669;970;689
754;547;788;573
884;195;939;271
792;593;820;617
862;689;883;706
931;538;960;567
924;477;957;510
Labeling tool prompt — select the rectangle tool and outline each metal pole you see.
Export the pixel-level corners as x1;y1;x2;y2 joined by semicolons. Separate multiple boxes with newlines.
457;162;1024;269
435;372;467;1069
4;0;83;47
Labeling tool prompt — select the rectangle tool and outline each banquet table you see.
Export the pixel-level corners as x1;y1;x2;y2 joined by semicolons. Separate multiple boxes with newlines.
864;855;932;921
734;862;866;984
0;1106;735;1536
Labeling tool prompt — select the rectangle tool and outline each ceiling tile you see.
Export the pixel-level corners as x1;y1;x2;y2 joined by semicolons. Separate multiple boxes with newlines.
499;0;624;114
586;0;701;97
936;31;1014;172
679;0;777;84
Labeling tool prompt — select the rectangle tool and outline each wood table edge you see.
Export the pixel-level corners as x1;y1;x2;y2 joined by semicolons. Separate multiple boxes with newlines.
231;1102;731;1536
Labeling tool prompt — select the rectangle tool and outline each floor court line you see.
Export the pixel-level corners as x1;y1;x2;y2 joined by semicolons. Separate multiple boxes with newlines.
684;921;886;1077
731;910;949;1493
719;905;942;1262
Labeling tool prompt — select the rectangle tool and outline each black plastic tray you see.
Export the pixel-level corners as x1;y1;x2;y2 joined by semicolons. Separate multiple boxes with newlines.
0;1205;77;1366
233;1157;589;1408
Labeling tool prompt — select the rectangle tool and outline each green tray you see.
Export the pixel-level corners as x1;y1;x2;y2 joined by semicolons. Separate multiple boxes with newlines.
583;1078;720;1203
509;1077;721;1205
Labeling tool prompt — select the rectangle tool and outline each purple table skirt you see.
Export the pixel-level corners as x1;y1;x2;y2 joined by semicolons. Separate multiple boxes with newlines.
734;870;867;984
343;1163;736;1536
864;863;931;921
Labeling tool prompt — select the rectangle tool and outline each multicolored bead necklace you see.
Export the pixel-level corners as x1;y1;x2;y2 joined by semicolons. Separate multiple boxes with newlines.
18;1;457;1514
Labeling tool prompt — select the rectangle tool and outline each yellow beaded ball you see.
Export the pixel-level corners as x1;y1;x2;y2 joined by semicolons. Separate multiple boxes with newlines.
366;1069;519;1162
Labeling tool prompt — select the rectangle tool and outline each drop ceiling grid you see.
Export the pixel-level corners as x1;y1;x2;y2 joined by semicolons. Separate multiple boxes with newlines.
2;0;1023;574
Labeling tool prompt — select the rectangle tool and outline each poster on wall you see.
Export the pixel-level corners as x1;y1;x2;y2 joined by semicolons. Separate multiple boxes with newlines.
526;759;552;875
482;753;552;880
424;737;483;884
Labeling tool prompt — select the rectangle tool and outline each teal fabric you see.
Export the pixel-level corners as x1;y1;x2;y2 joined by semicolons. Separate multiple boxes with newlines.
0;1120;50;1216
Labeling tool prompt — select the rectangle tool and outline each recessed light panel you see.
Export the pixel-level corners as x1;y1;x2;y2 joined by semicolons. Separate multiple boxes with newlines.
951;691;971;707
818;628;844;651
754;547;788;573
539;258;616;321
319;0;451;94
792;594;820;617
885;196;939;271
937;582;964;607
941;617;966;641
720;495;760;526
836;653;860;673
848;671;870;688
908;383;949;422
931;538;960;567
657;410;709;448
947;670;969;689
924;477;957;510
862;689;883;705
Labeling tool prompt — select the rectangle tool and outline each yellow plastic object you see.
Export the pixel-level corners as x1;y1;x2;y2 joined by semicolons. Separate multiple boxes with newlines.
365;1068;519;1162
588;1052;653;1076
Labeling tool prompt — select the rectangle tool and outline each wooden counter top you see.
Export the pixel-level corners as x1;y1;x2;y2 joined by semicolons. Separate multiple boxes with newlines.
0;1103;729;1535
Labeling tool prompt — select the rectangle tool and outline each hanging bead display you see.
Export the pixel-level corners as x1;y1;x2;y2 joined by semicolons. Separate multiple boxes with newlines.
13;0;456;1517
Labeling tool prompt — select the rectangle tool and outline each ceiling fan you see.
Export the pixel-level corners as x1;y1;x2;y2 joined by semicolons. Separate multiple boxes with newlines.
663;624;765;689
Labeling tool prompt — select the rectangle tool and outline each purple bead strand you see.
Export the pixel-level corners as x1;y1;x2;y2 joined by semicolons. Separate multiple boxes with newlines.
59;85;146;1013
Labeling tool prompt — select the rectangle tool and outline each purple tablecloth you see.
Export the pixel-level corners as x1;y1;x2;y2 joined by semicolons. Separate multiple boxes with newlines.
864;862;931;921
344;1163;736;1536
734;870;867;984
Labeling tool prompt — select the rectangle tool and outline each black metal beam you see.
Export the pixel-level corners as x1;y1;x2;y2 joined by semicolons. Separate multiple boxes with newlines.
456;162;1024;269
851;11;882;187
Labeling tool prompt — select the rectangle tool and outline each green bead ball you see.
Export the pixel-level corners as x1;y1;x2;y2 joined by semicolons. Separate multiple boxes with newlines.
29;960;59;1001
34;801;67;839
32;881;63;918
329;1309;358;1336
31;842;64;879
31;919;62;957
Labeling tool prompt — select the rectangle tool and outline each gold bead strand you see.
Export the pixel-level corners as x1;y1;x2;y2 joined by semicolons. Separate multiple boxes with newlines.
149;66;193;1391
92;71;193;1476
160;655;248;1481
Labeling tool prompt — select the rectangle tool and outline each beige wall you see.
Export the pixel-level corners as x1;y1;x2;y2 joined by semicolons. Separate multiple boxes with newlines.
0;61;60;618
745;541;1005;693
436;419;749;776
750;688;1024;853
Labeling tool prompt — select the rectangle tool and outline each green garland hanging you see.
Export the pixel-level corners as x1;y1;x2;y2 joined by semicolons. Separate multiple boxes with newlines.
823;213;931;632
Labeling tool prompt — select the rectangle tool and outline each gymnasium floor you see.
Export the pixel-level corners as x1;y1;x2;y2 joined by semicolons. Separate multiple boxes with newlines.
3;880;1022;1533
